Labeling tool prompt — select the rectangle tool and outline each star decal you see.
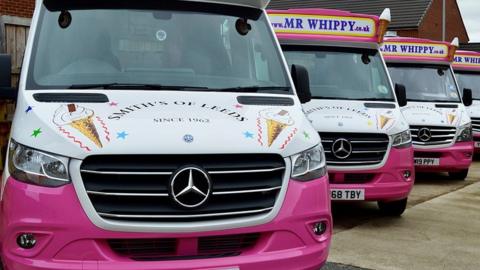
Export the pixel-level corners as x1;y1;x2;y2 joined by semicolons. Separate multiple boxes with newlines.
109;101;118;107
235;104;243;109
25;106;33;113
31;128;42;138
117;131;128;139
244;131;254;139
303;131;310;139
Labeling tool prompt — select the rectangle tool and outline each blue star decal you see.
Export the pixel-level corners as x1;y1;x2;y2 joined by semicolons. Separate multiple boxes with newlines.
25;106;33;113
117;131;128;140
244;131;254;139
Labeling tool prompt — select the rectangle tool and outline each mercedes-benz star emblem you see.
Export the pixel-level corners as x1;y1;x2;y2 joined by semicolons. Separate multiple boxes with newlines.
418;128;432;142
332;138;353;160
170;167;211;208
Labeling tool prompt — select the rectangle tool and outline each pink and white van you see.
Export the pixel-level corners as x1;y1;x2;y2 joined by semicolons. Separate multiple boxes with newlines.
453;50;480;153
0;0;332;269
382;37;474;180
269;8;415;216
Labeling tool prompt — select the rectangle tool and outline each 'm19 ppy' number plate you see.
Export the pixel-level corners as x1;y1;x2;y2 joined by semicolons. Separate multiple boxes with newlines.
331;189;365;201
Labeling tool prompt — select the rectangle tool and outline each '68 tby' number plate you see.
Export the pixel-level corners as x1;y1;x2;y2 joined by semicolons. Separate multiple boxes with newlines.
331;189;365;201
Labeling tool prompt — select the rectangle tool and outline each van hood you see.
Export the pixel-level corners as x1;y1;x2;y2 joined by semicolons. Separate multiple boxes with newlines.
401;102;470;127
303;99;409;135
12;91;318;160
467;100;480;118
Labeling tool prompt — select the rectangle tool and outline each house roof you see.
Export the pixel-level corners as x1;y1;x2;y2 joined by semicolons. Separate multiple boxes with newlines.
460;43;480;53
268;0;433;29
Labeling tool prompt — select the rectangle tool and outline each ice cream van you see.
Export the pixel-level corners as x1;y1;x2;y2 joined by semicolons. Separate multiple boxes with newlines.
453;50;480;152
0;0;333;269
269;8;415;216
382;37;474;180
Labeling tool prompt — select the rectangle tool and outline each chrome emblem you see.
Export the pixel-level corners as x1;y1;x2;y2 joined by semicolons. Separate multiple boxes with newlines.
332;138;353;160
418;128;432;142
170;167;211;208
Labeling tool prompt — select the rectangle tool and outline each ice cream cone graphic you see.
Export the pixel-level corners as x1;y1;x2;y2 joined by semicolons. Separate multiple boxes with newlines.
378;115;392;129
447;113;457;124
54;104;103;148
261;109;294;147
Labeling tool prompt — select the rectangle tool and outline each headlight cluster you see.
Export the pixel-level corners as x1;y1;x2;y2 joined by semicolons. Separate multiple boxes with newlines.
392;130;412;149
291;144;327;181
8;140;70;187
456;123;473;142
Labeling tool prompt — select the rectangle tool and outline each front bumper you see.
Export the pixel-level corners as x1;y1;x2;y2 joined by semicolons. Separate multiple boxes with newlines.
1;176;332;270
328;146;415;202
414;141;473;172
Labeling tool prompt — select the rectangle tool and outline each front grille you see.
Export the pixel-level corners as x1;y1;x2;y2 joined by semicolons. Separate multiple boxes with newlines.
471;117;480;132
80;155;285;222
320;133;390;167
108;233;260;261
410;125;456;146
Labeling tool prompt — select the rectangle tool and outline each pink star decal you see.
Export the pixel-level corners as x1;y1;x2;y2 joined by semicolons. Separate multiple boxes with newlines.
235;104;243;109
109;101;118;107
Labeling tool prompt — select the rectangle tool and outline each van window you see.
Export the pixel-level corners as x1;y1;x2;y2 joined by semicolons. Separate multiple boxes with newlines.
27;4;290;92
388;64;461;103
283;47;394;101
455;71;480;100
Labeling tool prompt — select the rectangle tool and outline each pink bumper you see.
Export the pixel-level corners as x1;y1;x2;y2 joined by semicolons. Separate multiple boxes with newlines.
474;134;480;153
329;147;415;202
414;141;473;172
1;177;332;270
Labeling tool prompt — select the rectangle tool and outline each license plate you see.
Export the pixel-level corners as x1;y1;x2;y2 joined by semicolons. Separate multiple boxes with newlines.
331;189;365;201
475;142;480;148
414;158;440;166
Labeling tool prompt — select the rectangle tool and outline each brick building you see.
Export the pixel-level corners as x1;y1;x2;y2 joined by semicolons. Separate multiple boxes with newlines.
0;0;35;19
269;0;470;43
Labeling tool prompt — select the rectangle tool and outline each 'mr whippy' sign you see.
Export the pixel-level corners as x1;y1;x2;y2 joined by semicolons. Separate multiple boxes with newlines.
380;42;448;58
454;54;480;68
269;13;376;37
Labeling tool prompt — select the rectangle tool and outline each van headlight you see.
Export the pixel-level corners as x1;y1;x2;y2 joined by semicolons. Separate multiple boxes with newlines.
291;144;327;181
392;130;412;149
456;123;472;142
8;140;70;187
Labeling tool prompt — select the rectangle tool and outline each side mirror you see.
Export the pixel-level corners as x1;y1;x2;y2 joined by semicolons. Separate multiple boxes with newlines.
0;54;17;101
291;64;311;104
463;88;473;107
395;83;407;107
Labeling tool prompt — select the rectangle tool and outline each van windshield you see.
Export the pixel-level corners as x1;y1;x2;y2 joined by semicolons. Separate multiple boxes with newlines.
388;64;461;103
282;47;394;101
455;72;480;100
26;3;291;92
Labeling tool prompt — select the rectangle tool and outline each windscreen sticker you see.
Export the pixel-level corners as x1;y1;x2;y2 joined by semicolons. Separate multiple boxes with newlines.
257;109;296;148
454;55;480;67
54;104;111;151
381;42;449;58
269;13;376;37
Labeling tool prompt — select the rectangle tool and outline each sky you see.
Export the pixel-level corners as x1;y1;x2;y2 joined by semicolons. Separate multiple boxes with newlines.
457;0;480;42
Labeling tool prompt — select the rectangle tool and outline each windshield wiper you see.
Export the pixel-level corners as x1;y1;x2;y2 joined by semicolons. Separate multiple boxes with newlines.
210;86;291;93
68;83;209;91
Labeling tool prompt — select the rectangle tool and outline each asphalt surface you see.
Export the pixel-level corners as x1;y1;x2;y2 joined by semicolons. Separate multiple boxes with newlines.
322;160;480;270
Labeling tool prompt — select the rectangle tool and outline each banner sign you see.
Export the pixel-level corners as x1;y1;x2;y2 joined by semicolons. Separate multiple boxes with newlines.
380;42;449;58
269;13;376;38
454;54;480;67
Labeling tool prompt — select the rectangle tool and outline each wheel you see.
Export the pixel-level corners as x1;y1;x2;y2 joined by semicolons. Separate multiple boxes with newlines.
378;198;408;216
448;169;469;180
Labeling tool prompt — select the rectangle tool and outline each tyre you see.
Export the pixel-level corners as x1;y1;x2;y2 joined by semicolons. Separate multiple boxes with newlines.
448;169;469;180
378;198;408;216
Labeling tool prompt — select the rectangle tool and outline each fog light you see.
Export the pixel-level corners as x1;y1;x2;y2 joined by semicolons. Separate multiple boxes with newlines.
403;170;412;180
17;233;36;249
313;221;327;236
